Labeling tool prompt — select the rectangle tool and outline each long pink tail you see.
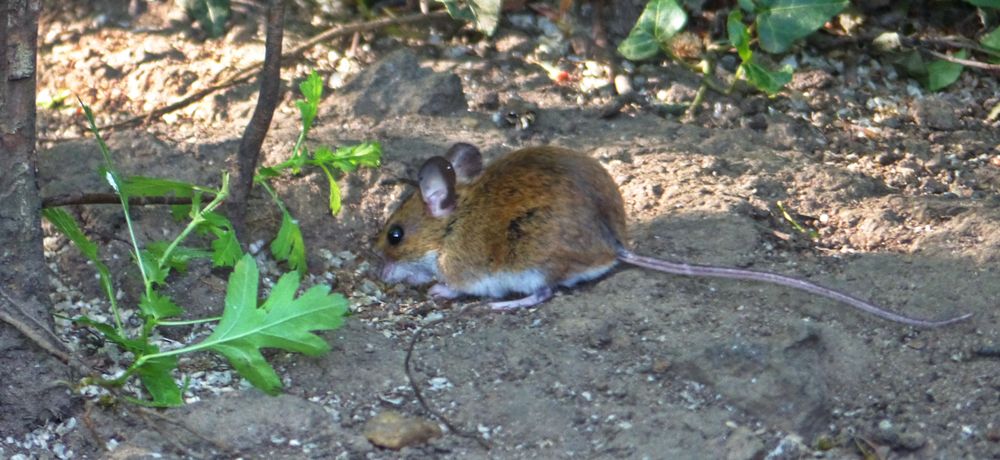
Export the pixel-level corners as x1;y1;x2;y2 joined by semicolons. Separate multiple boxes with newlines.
617;249;973;328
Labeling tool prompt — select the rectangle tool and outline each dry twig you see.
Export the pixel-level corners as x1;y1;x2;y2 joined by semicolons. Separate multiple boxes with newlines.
42;192;201;208
923;49;1000;71
99;10;450;132
404;303;492;450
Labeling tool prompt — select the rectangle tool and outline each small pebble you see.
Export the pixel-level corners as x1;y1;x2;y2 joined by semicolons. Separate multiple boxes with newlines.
363;411;442;450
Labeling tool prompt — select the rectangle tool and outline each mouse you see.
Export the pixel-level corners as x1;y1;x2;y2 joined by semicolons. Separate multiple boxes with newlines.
375;143;973;328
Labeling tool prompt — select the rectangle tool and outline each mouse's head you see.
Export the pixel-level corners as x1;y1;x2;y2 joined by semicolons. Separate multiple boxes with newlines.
375;143;483;285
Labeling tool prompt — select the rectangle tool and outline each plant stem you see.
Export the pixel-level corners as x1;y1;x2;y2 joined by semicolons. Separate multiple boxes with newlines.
257;180;290;215
80;105;131;334
158;316;222;326
157;174;230;270
116;179;155;302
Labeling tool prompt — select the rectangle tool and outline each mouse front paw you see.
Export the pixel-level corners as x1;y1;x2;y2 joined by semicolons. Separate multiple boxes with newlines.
428;283;462;299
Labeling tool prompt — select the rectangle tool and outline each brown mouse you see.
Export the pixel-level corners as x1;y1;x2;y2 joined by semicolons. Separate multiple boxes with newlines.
375;143;972;327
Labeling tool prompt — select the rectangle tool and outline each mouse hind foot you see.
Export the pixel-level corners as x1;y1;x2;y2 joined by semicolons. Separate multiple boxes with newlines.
489;287;554;311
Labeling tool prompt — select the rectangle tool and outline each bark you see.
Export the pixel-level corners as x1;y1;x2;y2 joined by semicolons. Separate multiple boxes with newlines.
228;0;284;240
0;0;72;434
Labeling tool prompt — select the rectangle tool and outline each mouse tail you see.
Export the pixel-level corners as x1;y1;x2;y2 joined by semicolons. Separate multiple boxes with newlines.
616;249;973;328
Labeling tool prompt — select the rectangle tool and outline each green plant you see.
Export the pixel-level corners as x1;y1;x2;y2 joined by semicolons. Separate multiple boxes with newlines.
255;71;382;274
178;0;232;38
619;0;848;96
42;99;352;406
437;0;502;36
915;0;1000;90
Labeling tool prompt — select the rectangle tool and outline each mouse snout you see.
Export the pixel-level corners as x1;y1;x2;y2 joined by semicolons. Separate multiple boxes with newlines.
378;252;439;286
379;262;394;282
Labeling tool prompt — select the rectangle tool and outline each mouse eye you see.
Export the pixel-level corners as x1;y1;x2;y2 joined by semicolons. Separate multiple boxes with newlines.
387;225;404;246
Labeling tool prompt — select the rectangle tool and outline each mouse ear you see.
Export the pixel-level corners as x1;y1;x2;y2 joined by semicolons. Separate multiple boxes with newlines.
418;156;457;218
445;143;483;184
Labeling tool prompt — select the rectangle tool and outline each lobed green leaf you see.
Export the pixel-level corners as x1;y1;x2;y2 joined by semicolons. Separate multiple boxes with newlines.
198;255;347;394
136;355;183;406
299;71;323;106
43;209;118;313
139;249;169;286
270;212;307;274
145;241;213;274
211;229;242;268
72;316;148;353
139;291;184;321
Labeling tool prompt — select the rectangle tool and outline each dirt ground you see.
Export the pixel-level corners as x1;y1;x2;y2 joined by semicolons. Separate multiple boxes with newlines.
5;1;1000;458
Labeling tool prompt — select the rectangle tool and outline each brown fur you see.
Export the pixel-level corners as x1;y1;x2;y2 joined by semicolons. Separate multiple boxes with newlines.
377;147;627;290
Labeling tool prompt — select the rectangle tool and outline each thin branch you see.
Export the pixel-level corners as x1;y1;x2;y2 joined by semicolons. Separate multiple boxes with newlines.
42;192;204;208
0;308;71;363
229;0;284;239
909;35;1000;59
404;303;492;450
923;49;1000;71
0;288;80;371
285;10;449;59
97;10;451;132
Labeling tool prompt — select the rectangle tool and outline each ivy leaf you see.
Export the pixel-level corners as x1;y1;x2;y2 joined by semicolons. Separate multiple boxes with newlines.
756;0;849;54
926;50;967;91
727;9;752;62
271;212;306;274
180;0;232;38
198;254;347;394
139;291;184;320
465;0;501;36
437;0;501;36
618;0;688;61
741;60;794;95
964;0;1000;7
980;25;1000;52
437;0;474;22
